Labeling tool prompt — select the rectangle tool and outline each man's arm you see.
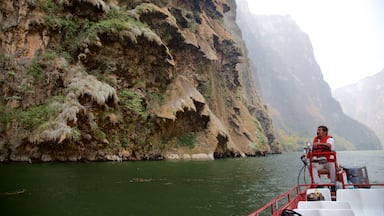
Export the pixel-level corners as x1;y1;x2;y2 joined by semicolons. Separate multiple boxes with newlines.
313;138;334;150
313;142;332;149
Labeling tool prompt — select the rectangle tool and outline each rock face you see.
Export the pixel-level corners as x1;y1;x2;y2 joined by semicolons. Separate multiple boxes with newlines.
0;0;279;162
235;0;381;150
333;69;384;148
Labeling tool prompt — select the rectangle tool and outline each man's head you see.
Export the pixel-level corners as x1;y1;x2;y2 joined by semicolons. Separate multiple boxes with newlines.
317;125;328;138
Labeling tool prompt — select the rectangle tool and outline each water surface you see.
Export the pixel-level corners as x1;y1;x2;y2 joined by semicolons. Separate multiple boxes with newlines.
0;150;383;216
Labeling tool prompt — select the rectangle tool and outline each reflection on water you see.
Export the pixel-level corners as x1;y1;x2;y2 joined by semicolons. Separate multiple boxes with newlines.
0;151;382;216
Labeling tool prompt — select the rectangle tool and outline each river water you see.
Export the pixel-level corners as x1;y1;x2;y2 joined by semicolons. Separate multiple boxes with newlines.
0;150;383;216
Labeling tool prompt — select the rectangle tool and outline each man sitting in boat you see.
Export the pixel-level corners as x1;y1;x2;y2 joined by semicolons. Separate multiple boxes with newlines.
311;125;336;184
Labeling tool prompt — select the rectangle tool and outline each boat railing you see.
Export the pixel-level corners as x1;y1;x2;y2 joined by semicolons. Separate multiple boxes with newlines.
247;183;384;216
248;184;309;216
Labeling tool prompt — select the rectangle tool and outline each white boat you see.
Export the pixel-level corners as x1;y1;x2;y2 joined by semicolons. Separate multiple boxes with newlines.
248;145;384;216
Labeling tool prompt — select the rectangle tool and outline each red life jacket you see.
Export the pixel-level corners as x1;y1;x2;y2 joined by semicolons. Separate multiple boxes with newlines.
312;135;332;152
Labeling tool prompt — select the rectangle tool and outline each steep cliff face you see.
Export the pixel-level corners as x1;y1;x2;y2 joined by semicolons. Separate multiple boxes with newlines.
333;69;384;148
224;0;280;154
235;0;381;150
0;0;279;162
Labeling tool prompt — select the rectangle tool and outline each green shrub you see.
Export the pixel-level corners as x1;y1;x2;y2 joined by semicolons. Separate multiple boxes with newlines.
37;0;163;57
19;103;61;130
0;106;15;132
27;60;44;82
71;127;81;141
17;83;34;94
46;17;82;53
42;51;59;60
121;138;129;148
177;134;196;149
36;0;59;14
135;136;146;146
49;95;66;103
118;89;146;118
95;130;106;141
7;71;16;77
147;91;164;107
198;82;213;105
99;111;108;122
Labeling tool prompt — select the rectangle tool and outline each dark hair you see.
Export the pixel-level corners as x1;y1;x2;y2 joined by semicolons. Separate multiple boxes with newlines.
318;125;328;135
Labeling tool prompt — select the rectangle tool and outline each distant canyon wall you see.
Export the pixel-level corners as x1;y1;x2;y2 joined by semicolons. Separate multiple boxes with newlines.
235;0;381;150
333;69;384;148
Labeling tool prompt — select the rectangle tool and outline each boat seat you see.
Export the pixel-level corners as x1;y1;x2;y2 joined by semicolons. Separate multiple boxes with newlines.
298;201;352;209
317;168;331;179
337;189;384;216
306;188;331;201
318;168;330;175
293;208;355;216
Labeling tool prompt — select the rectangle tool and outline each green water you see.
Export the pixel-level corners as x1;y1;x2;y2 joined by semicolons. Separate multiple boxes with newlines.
1;151;383;216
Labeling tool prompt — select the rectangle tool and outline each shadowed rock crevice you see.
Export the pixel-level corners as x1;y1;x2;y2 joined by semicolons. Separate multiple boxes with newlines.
213;134;241;158
158;99;210;138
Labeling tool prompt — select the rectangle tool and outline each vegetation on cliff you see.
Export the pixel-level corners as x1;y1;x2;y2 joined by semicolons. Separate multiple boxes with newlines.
0;0;279;162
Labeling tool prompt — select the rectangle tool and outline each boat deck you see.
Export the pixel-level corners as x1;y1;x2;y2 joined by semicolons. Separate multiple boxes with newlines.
248;184;384;216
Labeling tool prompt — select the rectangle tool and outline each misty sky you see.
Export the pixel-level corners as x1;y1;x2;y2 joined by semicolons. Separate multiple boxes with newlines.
247;0;384;90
